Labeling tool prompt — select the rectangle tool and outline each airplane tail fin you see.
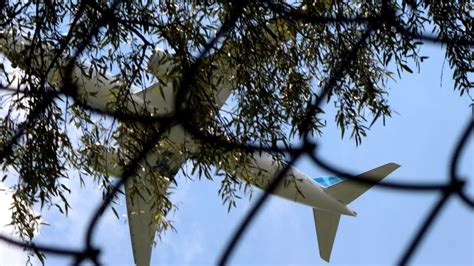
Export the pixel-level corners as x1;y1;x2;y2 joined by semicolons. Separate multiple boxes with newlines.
312;163;400;262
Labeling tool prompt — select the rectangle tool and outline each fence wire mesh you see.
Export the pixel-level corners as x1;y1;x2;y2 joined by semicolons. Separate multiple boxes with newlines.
0;1;472;265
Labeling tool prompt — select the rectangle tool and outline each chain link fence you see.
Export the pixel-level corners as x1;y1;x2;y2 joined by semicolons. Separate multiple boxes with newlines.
0;1;472;265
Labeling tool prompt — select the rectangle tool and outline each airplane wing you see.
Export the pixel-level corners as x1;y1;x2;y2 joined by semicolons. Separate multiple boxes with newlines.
0;30;151;116
120;50;236;266
93;145;185;266
125;150;185;266
135;48;236;116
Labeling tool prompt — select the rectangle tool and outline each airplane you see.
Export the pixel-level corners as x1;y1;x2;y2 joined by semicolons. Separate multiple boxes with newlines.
0;28;400;265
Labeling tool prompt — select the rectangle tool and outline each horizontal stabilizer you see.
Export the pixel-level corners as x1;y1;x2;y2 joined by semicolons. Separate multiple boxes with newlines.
327;163;400;204
313;209;341;262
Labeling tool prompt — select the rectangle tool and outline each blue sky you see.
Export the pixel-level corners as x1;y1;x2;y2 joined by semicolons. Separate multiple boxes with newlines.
1;40;472;265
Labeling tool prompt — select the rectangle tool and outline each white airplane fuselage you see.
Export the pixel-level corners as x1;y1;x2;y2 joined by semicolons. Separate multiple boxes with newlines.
62;56;357;217
0;30;399;264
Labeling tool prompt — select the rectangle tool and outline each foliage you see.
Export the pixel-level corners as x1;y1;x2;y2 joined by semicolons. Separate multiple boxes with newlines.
0;0;472;262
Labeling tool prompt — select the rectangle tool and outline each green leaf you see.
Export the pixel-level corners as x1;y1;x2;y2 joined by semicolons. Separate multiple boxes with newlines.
420;56;429;62
111;206;120;220
400;63;413;73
